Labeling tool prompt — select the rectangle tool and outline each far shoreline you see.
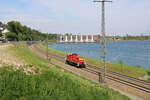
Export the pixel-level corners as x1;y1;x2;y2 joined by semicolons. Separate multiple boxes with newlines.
53;39;150;44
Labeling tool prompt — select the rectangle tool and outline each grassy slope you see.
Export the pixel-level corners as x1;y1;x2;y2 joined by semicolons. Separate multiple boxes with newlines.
38;43;148;78
0;42;131;100
148;78;150;82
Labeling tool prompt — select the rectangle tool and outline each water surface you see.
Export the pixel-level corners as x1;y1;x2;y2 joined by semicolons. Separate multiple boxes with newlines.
49;41;150;69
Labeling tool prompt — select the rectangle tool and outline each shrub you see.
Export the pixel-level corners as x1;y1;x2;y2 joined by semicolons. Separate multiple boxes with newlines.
147;70;150;76
135;65;141;68
119;60;123;65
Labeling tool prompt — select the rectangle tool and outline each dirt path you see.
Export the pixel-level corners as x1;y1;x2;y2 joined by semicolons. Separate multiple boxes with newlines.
29;44;147;100
0;44;26;67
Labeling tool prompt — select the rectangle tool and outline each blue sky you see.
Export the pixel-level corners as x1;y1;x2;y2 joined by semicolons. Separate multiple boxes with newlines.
0;0;150;36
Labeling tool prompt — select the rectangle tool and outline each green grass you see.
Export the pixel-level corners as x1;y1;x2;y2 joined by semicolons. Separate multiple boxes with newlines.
10;42;50;68
147;71;150;82
0;66;131;100
38;43;148;78
0;42;131;100
147;77;150;82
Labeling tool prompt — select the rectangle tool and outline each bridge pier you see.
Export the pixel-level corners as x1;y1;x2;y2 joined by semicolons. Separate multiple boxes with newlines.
70;35;73;42
65;35;68;42
86;35;89;42
91;35;94;42
60;35;63;42
75;35;78;42
80;35;83;42
59;34;97;43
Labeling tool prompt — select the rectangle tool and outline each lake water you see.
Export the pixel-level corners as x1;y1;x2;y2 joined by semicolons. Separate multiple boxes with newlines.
49;41;150;69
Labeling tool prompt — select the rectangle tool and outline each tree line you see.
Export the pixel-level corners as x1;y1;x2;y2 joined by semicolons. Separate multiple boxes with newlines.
1;20;150;42
0;21;57;41
122;34;150;40
0;21;3;37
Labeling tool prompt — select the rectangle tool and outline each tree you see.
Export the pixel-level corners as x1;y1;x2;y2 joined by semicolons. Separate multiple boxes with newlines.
0;21;3;37
147;70;150;76
18;33;23;41
0;21;2;25
5;21;57;41
0;30;2;37
7;21;22;35
5;32;17;41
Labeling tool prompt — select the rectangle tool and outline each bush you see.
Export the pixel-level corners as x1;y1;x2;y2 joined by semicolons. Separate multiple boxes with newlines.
147;77;150;82
135;65;141;68
119;60;123;65
147;70;150;76
2;39;8;43
0;30;2;37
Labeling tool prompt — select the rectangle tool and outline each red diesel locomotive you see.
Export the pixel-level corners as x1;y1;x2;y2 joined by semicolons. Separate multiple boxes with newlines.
65;53;86;68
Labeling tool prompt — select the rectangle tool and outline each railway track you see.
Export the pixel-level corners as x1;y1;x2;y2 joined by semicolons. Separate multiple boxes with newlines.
33;45;150;96
82;67;150;93
86;65;150;88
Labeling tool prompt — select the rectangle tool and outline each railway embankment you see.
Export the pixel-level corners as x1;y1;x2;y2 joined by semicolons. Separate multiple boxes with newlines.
0;42;131;100
36;43;150;100
38;43;150;81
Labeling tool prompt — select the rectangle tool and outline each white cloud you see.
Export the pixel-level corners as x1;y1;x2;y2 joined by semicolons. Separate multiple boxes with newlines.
1;0;150;35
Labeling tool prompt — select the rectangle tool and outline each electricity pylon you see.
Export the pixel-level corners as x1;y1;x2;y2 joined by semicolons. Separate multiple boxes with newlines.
93;0;112;83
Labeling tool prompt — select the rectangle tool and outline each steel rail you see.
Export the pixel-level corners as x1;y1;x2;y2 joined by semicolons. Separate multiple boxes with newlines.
86;64;150;86
81;68;150;93
50;52;150;93
33;45;150;94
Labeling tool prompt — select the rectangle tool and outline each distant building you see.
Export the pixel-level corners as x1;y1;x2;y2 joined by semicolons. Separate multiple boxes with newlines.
2;29;9;33
0;26;9;40
57;34;100;43
0;27;3;30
